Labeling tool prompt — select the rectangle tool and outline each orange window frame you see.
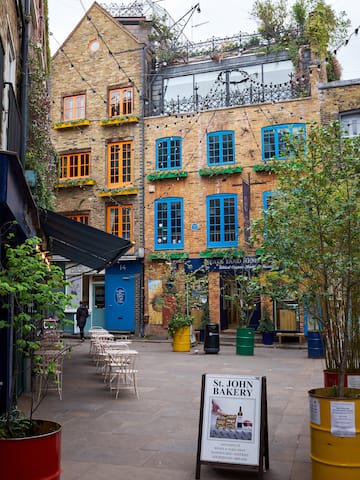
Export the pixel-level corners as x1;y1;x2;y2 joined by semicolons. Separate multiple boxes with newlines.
109;87;133;117
106;205;133;241
60;152;90;179
66;213;90;225
107;142;132;187
63;94;86;121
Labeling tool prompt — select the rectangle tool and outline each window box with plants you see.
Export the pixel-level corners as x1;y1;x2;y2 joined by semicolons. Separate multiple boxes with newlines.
199;165;242;177
97;186;138;197
53;118;90;129
147;170;188;182
99;115;139;127
0;236;73;479
55;178;96;188
199;248;244;259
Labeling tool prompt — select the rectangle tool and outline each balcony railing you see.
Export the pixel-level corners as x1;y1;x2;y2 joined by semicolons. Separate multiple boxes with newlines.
152;77;310;116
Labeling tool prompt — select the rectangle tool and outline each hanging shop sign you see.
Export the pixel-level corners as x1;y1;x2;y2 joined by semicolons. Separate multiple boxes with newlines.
196;374;269;478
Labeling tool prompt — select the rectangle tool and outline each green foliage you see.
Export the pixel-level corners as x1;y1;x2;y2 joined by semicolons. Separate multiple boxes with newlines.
257;305;274;332
26;44;58;209
222;272;262;327
167;313;193;338
0;236;74;436
251;122;360;394
251;0;350;72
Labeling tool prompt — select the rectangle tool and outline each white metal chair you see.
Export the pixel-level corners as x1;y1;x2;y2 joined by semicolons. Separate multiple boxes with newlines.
107;351;139;398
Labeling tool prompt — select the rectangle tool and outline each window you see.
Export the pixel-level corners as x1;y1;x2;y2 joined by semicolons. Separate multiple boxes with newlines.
262;124;305;160
60;152;90;179
207;131;235;165
107;142;132;187
340;112;360;137
156;137;182;169
263;191;275;214
109;87;133;117
66;213;89;224
155;198;183;249
107;205;133;240
207;194;237;247
63;94;85;121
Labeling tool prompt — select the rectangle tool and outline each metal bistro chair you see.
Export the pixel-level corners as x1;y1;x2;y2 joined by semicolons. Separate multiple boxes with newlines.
35;346;70;401
102;342;131;382
107;350;139;399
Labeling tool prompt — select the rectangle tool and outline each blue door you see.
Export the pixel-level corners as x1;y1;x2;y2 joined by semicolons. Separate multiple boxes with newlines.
105;273;135;332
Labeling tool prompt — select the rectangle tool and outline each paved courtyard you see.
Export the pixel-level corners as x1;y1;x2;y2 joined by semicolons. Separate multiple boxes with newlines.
34;339;324;480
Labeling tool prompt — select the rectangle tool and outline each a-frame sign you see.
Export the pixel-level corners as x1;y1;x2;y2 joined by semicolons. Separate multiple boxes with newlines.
196;374;269;478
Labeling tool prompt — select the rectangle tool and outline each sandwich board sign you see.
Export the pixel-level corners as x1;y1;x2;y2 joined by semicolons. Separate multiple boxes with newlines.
196;374;269;478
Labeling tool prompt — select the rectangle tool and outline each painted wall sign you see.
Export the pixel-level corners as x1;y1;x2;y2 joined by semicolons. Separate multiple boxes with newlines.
196;374;268;478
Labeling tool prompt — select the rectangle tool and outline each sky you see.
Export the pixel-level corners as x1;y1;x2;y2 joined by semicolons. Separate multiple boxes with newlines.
48;0;360;80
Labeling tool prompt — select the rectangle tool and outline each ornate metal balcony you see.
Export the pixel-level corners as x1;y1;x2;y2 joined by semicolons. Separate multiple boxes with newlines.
152;76;310;116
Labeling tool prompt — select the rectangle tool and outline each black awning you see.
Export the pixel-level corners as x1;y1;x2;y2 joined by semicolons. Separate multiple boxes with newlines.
40;209;132;270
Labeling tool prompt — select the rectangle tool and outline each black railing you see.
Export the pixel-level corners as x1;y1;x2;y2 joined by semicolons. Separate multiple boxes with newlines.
153;78;310;116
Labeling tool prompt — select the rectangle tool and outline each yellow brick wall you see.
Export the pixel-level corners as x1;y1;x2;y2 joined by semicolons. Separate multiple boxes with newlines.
143;90;321;332
50;3;144;249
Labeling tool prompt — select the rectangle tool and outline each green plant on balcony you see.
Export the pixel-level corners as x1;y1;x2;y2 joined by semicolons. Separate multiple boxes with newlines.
148;252;189;261
97;186;138;197
199;165;242;177
253;163;276;173
55;178;95;188
53;118;90;129
199;248;245;259
99;115;139;126
147;170;188;182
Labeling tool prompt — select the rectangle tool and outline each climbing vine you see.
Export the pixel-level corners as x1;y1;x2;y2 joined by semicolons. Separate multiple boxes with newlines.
26;43;58;209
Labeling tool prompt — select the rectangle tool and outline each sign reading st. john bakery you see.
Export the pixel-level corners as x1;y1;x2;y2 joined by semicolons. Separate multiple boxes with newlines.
199;374;262;466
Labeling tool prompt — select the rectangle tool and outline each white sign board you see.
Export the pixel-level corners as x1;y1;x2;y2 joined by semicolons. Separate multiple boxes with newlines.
199;374;262;466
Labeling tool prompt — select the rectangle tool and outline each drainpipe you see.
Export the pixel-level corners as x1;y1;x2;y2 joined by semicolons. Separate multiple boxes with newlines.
139;45;147;336
20;0;31;167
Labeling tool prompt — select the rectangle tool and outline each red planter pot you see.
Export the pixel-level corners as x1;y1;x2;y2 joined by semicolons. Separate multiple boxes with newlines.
0;419;61;479
324;369;360;388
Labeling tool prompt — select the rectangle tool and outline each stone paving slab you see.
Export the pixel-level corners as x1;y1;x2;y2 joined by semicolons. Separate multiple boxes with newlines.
33;339;324;480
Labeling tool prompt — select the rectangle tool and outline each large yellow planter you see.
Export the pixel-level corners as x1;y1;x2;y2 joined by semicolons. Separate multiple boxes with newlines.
172;326;191;352
309;387;360;480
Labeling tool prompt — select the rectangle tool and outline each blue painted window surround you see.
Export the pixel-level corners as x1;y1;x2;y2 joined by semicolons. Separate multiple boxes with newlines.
155;198;184;249
207;131;235;165
207;194;237;247
262;124;306;161
156;137;182;169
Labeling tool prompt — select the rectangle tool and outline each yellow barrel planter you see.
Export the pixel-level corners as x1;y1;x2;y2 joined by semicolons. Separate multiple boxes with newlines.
309;387;360;480
173;326;191;352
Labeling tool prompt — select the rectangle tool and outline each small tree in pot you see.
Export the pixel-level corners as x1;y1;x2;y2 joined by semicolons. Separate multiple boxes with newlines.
0;235;73;438
251;121;360;478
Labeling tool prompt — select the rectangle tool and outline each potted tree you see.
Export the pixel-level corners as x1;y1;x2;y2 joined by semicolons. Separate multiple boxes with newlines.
251;121;360;479
0;235;73;479
257;305;274;345
160;259;208;352
223;271;261;355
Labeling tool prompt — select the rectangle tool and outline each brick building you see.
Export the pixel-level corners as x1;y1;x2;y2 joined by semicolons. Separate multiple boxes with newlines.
50;2;360;338
50;3;150;335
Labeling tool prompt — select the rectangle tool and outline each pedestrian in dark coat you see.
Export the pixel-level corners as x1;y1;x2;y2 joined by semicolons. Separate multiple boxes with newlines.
76;301;89;341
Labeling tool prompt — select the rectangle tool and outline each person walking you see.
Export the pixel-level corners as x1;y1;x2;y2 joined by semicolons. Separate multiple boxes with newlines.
76;301;89;342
